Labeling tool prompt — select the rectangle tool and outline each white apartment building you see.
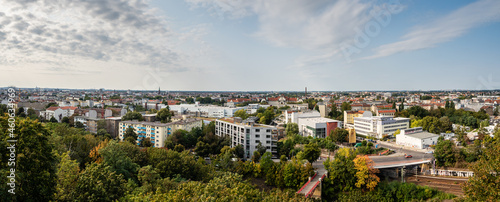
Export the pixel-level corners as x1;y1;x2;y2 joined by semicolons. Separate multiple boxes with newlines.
40;106;77;122
354;116;410;139
167;103;245;118
396;127;439;149
215;118;278;159
298;117;342;138
119;118;203;148
284;110;321;124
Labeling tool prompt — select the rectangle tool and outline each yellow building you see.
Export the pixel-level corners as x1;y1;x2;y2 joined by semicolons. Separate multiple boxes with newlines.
343;110;372;128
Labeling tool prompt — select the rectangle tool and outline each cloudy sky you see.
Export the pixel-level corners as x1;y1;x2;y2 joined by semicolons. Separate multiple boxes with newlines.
1;0;499;91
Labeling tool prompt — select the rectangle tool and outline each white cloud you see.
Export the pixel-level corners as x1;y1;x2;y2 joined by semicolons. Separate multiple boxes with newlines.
365;0;500;59
0;0;207;72
186;0;404;68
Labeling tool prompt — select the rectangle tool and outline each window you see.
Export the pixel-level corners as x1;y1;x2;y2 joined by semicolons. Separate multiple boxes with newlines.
266;129;270;133
255;135;260;138
246;129;250;133
266;135;271;138
255;129;260;132
255;140;260;143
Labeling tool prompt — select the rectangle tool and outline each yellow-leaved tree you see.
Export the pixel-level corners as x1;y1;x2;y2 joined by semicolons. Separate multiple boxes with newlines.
353;155;380;191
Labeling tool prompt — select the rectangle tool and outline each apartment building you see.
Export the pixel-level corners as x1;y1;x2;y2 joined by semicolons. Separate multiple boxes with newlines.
376;109;396;117
215;117;278;159
40;106;77;122
119;118;203;148
396;127;439;149
343;110;372;128
354;116;410;139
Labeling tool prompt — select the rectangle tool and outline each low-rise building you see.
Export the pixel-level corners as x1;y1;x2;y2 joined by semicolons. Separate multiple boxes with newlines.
298;117;342;138
284;110;321;124
40;106;77;122
376;109;396;117
354;116;410;139
215;117;278;159
396;127;439;149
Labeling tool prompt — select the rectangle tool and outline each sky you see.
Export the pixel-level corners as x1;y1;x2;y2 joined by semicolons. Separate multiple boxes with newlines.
1;0;500;91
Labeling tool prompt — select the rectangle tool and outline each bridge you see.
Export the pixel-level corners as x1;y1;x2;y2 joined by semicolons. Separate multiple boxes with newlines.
373;158;432;169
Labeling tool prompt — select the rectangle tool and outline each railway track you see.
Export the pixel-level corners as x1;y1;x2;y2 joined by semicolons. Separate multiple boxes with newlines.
406;175;466;196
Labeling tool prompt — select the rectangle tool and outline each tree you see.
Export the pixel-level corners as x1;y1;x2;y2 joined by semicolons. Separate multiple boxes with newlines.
285;123;299;135
233;144;245;159
329;128;348;143
61;116;70;124
434;137;457;167
340;102;352;113
353;155;380;191
54;152;80;201
123;127;138;142
97;129;111;139
398;101;404;112
50;116;58;123
463;139;500;201
0;117;57;201
99;140;139;180
141;137;153;147
393;129;401;137
392;102;396;109
73;162;126;202
323;148;358;201
75;121;85;129
173;144;185;152
233;109;249;120
157;107;173;123
256;142;267;155
303;142;321;163
329;102;342;119
121;111;144;121
408;106;429;118
494;106;499;116
252;151;261;163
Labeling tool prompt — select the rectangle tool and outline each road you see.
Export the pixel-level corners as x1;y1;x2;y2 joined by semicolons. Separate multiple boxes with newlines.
370;143;434;164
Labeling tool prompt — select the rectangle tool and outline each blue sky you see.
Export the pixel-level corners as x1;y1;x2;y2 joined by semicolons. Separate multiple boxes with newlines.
1;0;499;91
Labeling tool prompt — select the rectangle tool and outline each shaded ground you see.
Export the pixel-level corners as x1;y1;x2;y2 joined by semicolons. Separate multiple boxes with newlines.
246;177;276;192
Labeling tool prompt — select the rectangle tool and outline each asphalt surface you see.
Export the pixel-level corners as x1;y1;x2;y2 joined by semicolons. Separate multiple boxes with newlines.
370;143;434;164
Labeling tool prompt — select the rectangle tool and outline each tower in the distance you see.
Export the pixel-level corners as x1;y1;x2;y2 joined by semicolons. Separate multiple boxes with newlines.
158;87;161;95
305;87;307;97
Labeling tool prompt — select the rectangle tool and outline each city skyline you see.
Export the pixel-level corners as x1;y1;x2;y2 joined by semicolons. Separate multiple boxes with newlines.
1;0;500;91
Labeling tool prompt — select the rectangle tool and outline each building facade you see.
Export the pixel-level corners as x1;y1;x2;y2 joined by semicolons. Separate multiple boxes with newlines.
396;127;439;149
298;117;342;138
215;118;278;159
354;116;410;139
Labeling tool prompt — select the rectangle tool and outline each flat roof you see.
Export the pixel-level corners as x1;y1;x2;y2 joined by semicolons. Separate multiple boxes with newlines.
405;131;439;139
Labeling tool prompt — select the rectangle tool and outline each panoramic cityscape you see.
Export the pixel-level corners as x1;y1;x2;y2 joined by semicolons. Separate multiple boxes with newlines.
1;0;500;201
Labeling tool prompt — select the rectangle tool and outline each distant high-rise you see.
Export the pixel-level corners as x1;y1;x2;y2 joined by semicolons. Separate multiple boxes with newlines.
158;87;161;95
305;87;307;97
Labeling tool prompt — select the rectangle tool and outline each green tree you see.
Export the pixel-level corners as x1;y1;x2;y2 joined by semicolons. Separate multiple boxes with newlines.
157;107;173;123
330;128;349;143
141;137;153;147
285;122;299;135
252;151;261;163
408;106;429;118
463;138;500;201
256;142;267;155
0;117;57;201
323;148;358;201
123;127;138;143
233;109;249;120
73;162;126;202
99;140;140;180
121;111;144;121
434;137;457;167
50;116;58;123
341;102;352;113
303;142;321;163
174;144;185;152
61;116;70;124
54;152;80;201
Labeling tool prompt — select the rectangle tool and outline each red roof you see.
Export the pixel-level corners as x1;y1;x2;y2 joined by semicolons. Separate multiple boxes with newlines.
228;98;251;103
46;106;77;111
267;97;279;101
287;97;298;102
167;100;179;105
378;109;396;113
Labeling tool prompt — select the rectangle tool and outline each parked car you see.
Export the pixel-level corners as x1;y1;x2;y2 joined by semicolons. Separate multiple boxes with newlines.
405;155;413;158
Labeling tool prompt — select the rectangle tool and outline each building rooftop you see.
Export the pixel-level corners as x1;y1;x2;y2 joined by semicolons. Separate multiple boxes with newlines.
405;131;439;139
